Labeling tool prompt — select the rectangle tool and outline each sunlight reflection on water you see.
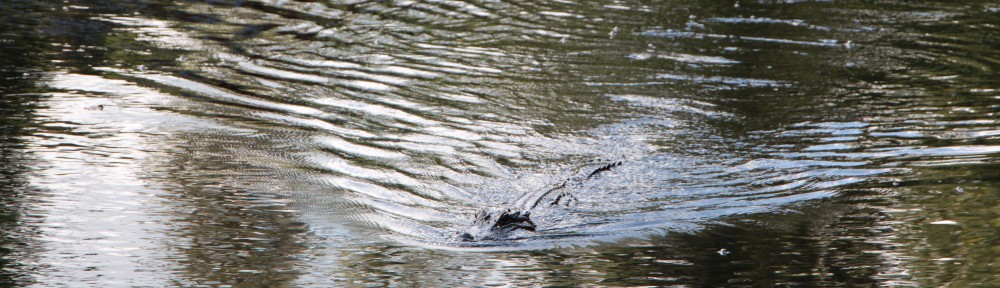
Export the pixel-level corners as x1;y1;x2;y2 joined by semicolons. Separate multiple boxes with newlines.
1;0;999;286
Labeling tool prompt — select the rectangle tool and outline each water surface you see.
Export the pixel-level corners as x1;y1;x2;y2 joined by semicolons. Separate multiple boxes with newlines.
1;0;999;286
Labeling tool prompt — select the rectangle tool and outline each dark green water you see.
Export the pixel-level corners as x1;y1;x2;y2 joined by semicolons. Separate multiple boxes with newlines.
1;0;999;286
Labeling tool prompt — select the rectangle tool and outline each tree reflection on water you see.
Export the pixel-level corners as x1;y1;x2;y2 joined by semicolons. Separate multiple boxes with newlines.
1;0;998;286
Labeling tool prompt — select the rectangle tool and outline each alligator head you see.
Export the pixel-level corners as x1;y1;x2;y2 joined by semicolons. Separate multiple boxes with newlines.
458;208;536;242
456;161;622;243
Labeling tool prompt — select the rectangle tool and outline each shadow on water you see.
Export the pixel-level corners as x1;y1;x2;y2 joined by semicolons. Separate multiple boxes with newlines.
147;133;310;287
2;0;1000;286
0;1;317;285
0;1;56;286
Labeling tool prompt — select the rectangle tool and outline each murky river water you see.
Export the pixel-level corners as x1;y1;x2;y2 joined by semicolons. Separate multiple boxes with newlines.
1;0;999;286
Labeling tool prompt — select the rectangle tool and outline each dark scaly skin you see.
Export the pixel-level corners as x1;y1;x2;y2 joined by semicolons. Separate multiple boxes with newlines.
530;161;622;209
459;161;622;242
459;209;536;241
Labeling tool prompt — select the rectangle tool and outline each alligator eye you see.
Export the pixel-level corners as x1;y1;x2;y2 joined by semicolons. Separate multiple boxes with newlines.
459;232;475;241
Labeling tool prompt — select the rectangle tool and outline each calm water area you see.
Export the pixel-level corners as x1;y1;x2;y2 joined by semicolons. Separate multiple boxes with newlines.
1;0;999;286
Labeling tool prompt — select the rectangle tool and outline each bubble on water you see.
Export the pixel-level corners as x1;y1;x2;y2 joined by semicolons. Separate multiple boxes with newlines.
717;248;730;256
627;53;651;61
686;20;705;30
955;186;965;193
892;182;900;186
929;220;958;225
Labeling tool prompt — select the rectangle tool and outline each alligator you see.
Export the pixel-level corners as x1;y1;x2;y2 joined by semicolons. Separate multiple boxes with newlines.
458;161;623;242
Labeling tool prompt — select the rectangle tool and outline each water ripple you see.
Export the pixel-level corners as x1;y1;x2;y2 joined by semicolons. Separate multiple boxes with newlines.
15;0;1000;285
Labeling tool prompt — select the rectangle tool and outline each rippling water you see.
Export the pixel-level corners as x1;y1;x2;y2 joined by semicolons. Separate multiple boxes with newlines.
2;0;999;286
